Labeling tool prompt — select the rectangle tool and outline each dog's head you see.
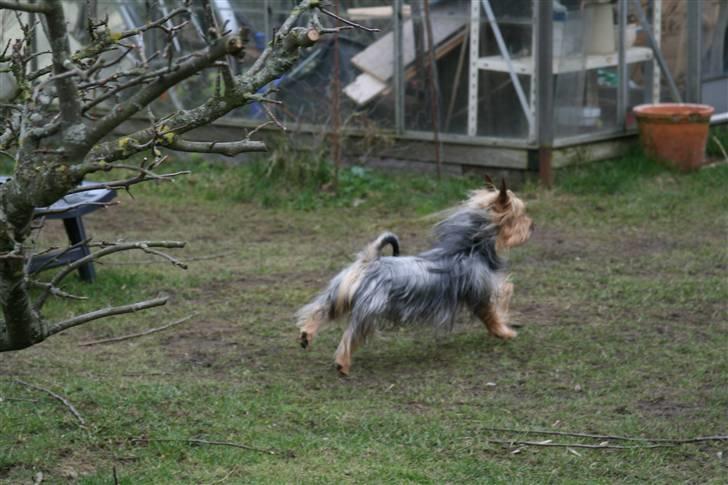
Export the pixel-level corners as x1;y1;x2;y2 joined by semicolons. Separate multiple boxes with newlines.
467;177;534;251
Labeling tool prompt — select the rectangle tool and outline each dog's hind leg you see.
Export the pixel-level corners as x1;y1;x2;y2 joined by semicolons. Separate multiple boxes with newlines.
334;324;365;376
297;303;332;350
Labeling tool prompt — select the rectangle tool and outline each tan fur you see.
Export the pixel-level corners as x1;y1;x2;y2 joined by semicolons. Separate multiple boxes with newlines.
467;188;533;252
467;185;530;340
335;262;365;315
334;326;360;376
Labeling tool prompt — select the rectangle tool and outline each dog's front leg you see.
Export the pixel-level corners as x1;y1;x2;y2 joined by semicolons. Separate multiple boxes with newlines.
495;280;514;322
477;300;517;340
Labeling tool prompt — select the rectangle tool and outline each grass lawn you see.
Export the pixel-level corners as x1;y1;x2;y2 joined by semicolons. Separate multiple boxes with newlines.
1;151;726;483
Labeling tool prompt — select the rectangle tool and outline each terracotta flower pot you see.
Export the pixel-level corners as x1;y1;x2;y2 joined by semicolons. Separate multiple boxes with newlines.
633;103;715;171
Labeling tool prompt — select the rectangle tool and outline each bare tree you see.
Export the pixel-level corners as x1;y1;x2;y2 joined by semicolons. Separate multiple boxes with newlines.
0;0;369;351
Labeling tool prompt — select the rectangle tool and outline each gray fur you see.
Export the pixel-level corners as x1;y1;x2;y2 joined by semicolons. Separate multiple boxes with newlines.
296;206;506;344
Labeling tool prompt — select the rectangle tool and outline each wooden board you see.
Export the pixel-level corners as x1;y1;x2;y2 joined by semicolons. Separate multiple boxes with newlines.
350;14;466;83
343;73;389;106
346;6;411;21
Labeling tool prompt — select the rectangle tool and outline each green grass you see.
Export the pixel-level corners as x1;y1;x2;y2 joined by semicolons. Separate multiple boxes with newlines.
1;153;727;483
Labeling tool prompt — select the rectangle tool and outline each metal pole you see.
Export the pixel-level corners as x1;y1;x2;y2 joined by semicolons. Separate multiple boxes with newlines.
535;0;553;187
467;0;480;136
264;0;271;43
686;0;702;103
617;0;628;129
423;0;442;178
393;0;405;134
330;0;342;188
652;0;662;102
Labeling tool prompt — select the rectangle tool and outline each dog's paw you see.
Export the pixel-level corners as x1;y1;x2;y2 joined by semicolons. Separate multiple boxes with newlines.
335;362;350;377
493;325;517;340
299;331;311;349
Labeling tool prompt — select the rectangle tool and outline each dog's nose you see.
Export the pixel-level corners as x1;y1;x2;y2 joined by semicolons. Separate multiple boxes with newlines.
530;221;535;232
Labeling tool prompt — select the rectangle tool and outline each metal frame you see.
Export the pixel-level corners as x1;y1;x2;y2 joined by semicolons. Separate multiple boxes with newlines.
631;0;682;103
534;0;553;184
617;0;628;129
468;0;534;139
686;0;703;103
245;0;717;169
393;0;404;134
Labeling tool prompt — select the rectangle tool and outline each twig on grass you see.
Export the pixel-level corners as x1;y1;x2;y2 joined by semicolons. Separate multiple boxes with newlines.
478;426;728;444
0;396;39;403
14;379;85;427
131;437;279;456
204;466;240;485
78;314;196;347
487;438;672;450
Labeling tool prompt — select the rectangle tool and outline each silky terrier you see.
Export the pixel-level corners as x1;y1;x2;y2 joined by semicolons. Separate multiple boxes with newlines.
296;178;534;375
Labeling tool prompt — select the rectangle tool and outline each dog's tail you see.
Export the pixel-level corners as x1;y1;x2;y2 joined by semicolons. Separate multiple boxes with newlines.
296;232;399;331
360;231;400;263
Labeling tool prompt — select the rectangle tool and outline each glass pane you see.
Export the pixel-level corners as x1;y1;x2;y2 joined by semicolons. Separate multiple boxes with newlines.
701;0;728;114
404;0;532;139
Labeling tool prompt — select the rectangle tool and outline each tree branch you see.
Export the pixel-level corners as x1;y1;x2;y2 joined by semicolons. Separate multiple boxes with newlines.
42;0;83;137
78;314;195;346
85;20;321;165
45;296;169;337
167;138;267;156
84;32;246;148
0;0;50;13
34;240;185;310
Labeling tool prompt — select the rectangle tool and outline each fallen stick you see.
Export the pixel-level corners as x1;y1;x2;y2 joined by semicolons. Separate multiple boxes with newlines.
478;426;728;444
14;379;85;427
131;437;278;456
487;438;672;450
79;314;195;347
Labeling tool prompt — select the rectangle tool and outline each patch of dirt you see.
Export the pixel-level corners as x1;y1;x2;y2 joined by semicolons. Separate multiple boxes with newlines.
160;320;243;373
636;395;699;419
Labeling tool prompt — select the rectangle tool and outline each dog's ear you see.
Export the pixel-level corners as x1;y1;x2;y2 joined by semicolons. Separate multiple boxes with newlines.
497;178;510;206
484;174;496;189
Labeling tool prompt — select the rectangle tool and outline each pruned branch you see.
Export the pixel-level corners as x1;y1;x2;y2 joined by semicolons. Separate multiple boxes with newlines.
85;32;246;148
27;280;88;301
45;296;169;337
167;138;267;156
85;4;327;165
34;240;185;310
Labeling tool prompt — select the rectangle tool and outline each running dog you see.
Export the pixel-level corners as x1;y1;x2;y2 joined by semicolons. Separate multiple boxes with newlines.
296;178;533;375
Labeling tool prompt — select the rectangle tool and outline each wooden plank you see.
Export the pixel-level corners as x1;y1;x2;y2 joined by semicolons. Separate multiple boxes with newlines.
346;6;411;21
343;73;389;106
344;30;466;106
351;14;466;82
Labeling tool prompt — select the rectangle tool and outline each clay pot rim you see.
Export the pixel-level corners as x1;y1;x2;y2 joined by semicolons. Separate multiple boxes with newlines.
634;103;714;121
